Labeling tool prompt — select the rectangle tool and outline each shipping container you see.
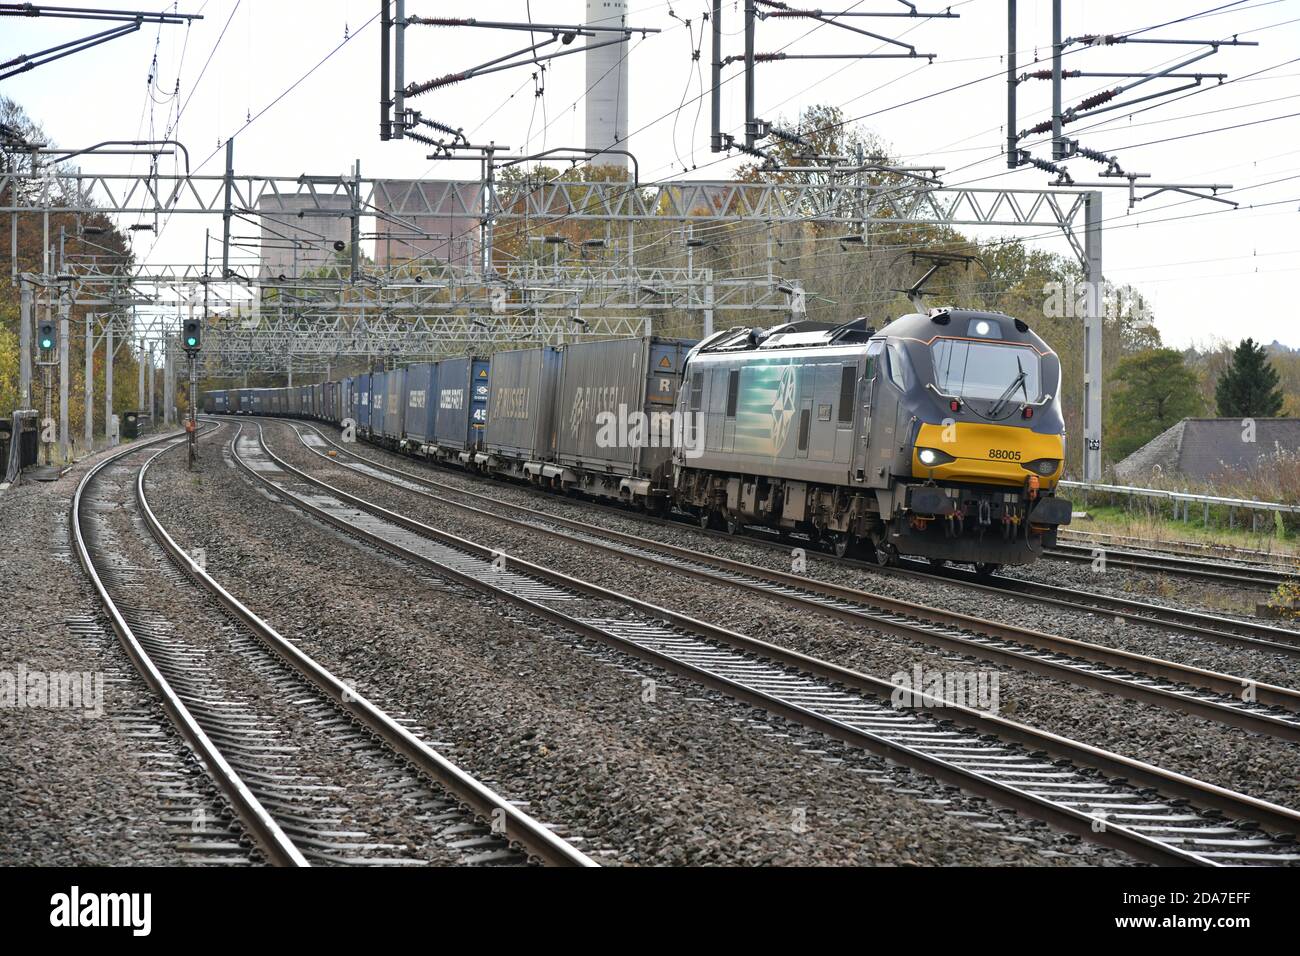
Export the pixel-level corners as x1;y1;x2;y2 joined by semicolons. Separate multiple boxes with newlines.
484;346;561;461
370;371;388;437
353;373;371;430
382;369;405;440
341;378;354;427
201;390;228;414
402;363;439;444
554;337;694;486
433;357;490;452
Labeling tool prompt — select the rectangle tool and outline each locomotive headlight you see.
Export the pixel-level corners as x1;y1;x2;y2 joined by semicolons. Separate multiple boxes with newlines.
917;447;956;467
974;320;991;336
1023;458;1060;476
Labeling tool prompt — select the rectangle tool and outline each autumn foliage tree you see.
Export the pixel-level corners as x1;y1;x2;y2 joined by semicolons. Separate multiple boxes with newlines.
1;96;143;452
1106;349;1206;460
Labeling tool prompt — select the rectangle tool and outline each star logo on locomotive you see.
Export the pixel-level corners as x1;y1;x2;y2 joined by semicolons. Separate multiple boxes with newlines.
771;365;797;452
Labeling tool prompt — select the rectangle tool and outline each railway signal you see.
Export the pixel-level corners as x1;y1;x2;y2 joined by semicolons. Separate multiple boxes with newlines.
182;318;202;351
38;318;56;353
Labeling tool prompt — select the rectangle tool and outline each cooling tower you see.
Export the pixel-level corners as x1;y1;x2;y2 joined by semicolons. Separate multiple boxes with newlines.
584;0;630;168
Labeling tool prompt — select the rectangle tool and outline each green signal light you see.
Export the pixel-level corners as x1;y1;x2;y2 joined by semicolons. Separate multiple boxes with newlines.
40;338;53;349
186;336;198;347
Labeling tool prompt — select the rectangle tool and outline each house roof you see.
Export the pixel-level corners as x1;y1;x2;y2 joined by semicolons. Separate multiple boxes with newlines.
1114;418;1300;482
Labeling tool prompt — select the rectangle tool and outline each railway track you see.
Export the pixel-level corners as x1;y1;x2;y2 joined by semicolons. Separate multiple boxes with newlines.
917;562;1300;657
278;418;1300;659
234;420;1300;866
1046;541;1299;590
283;421;1300;744
235;414;1300;658
71;427;594;868
1060;527;1300;571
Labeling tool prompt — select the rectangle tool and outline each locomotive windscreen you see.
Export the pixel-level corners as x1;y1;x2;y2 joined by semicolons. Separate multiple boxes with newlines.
930;338;1043;403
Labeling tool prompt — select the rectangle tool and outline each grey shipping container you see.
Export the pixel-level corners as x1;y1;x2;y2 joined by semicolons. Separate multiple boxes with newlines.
484;346;561;461
555;337;694;483
403;363;438;443
382;369;405;440
353;373;371;429
433;357;489;452
370;371;388;436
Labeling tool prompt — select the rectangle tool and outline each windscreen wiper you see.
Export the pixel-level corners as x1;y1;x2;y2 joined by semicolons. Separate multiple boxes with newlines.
987;356;1028;418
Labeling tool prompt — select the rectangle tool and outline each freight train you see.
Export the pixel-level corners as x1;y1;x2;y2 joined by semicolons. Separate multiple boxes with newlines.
203;308;1071;570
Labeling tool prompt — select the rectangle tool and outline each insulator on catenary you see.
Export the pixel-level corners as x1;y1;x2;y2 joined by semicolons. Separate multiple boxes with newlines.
1075;34;1120;46
1026;87;1118;135
1071;143;1118;168
1078;88;1118;111
1022;155;1066;176
406;17;470;28
724;135;773;164
419;117;464;139
405;74;465;97
766;125;809;148
1026;69;1081;80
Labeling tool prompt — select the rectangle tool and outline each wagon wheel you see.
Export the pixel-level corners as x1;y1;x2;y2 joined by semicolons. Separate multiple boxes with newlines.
974;562;1001;578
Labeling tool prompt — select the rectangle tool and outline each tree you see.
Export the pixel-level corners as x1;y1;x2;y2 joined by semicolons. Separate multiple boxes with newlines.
1106;349;1205;461
1215;337;1284;417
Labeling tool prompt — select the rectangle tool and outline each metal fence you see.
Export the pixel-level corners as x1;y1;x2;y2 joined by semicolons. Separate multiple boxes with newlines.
1060;479;1300;529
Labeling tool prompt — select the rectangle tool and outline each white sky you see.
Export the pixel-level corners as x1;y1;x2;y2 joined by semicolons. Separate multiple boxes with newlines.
3;0;1298;348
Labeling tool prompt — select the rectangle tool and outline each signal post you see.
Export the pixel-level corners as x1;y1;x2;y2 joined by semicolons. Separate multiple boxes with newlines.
182;317;202;469
36;315;58;466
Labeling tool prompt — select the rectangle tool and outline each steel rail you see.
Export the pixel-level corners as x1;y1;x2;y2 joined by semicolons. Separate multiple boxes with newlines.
281;416;1300;657
139;426;595;868
232;422;1300;865
70;429;309;867
925;564;1300;654
233;414;1300;657
1059;527;1300;570
1046;542;1295;589
285;422;1300;742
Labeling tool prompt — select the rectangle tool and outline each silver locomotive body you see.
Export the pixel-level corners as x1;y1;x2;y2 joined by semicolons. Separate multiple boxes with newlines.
674;311;1071;566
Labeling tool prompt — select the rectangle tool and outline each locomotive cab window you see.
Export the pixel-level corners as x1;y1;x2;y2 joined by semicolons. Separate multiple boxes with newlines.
837;366;856;424
930;338;1043;403
886;343;908;391
689;371;704;411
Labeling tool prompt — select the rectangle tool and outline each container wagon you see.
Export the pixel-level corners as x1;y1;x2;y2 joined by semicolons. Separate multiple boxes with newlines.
482;346;562;482
432;356;490;464
553;337;693;508
401;362;438;452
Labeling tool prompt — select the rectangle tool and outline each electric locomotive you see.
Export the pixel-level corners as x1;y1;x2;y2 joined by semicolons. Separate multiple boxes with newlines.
672;308;1071;570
